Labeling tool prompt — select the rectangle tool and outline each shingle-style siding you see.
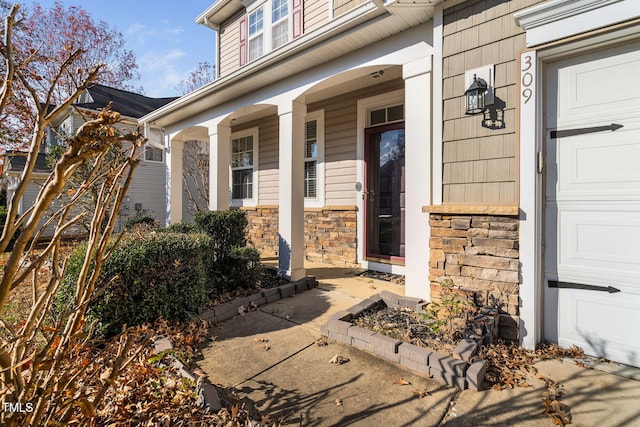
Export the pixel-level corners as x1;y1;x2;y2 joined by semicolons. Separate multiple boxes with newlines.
333;0;367;18
305;0;329;32
441;0;544;204
219;12;244;78
309;79;404;206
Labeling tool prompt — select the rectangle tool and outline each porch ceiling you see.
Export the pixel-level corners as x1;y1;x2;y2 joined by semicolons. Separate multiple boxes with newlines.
142;2;437;129
303;65;402;104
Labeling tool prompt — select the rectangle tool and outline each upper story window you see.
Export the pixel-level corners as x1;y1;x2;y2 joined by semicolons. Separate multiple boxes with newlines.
271;0;288;49
239;0;303;66
248;8;264;62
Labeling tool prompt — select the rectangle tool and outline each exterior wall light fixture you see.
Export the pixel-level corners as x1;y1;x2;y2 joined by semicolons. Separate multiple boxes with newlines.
464;65;495;115
465;74;488;115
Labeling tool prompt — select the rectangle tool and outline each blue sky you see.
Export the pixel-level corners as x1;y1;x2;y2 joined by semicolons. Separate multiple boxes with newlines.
33;1;217;97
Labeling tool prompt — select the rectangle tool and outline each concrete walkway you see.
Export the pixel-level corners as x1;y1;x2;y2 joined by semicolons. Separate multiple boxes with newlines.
197;264;640;426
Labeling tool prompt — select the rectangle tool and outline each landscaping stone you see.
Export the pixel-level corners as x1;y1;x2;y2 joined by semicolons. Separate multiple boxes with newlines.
278;282;296;298
327;319;352;335
322;290;488;391
260;287;281;304
466;360;488;391
347;326;376;342
328;310;352;322
371;333;401;354
398;342;431;365
453;338;478;362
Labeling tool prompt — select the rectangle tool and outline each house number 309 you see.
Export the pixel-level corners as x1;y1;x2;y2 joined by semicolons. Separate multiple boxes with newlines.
521;53;534;104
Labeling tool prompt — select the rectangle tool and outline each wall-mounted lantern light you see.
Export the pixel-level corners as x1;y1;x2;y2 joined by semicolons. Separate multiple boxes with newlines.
465;74;488;115
464;65;495;115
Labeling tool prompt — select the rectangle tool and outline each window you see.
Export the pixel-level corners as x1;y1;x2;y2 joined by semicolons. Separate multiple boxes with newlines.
145;146;163;162
248;8;264;62
304;120;317;198
271;0;288;49
231;129;258;203
304;110;324;206
369;104;404;126
242;0;302;64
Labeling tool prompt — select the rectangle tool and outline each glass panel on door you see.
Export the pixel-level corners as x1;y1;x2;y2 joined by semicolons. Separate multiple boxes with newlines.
365;124;405;261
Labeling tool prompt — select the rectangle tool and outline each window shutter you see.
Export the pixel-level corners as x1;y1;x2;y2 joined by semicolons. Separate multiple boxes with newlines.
239;17;247;66
292;0;304;39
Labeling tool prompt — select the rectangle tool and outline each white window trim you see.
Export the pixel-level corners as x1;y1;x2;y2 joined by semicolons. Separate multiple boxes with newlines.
271;0;289;50
248;6;264;62
246;0;292;62
304;110;325;208
230;127;259;207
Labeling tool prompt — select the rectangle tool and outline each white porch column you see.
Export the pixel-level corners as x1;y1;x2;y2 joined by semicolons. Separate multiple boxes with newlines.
403;57;432;300
278;100;307;281
209;124;231;210
167;137;184;224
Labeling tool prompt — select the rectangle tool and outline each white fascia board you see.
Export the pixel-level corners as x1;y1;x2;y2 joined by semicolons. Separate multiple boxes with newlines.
141;1;386;125
514;0;636;47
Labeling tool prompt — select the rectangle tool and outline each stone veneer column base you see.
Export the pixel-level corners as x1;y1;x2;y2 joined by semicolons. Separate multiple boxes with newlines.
241;206;358;268
428;210;520;341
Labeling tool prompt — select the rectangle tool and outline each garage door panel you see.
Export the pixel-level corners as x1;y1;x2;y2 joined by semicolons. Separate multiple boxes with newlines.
552;42;640;125
557;291;640;367
556;209;640;280
557;132;640;198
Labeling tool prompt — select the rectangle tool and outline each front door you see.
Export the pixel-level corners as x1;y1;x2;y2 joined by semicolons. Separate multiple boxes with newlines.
364;123;405;262
544;41;640;367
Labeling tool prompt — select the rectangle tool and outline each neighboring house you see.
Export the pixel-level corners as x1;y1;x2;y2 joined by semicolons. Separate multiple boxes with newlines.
3;84;177;234
140;0;640;368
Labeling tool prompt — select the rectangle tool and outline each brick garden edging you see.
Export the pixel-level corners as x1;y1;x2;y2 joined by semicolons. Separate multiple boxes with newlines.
199;276;319;325
320;290;491;391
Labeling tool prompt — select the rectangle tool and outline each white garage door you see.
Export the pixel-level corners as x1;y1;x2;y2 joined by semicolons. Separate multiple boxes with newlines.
544;41;640;367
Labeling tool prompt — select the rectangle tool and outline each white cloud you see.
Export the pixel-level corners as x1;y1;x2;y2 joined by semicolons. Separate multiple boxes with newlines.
138;49;189;97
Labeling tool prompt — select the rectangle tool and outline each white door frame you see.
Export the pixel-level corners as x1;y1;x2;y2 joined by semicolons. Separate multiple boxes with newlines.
517;7;640;350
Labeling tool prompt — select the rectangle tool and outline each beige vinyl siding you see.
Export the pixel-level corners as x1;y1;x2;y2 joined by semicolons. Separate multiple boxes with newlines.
305;0;329;33
333;0;367;17
129;156;167;222
441;0;544;204
232;115;280;205
309;79;403;206
219;12;244;78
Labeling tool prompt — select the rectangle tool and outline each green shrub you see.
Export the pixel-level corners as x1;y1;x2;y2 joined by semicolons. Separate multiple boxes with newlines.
161;222;197;234
57;232;212;336
124;212;157;230
222;246;261;291
194;210;247;260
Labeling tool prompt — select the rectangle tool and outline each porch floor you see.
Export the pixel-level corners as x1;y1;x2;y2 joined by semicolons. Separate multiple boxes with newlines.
260;257;406;300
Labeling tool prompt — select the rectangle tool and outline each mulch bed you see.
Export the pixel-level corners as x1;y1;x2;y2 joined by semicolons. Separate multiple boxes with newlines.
357;270;405;285
353;303;462;355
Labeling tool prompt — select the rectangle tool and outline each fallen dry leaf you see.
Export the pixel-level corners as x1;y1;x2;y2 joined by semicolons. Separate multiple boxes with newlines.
392;377;411;386
328;354;349;365
412;389;431;398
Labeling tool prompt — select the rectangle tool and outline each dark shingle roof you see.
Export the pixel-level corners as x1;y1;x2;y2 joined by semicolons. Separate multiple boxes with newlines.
4;151;51;174
75;84;178;119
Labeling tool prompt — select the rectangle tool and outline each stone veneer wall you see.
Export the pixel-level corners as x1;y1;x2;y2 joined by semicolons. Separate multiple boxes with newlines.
304;207;357;267
243;206;279;256
242;206;358;267
429;213;519;340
